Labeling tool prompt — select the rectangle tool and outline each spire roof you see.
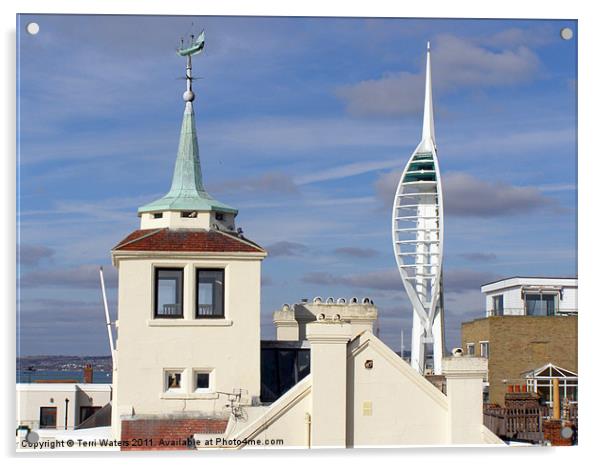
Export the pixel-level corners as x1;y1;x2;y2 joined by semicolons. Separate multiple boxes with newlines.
138;35;237;215
418;42;436;153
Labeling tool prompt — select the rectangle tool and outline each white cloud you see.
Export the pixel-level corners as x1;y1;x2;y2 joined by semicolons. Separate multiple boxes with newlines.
375;170;558;217
336;32;541;117
294;158;400;185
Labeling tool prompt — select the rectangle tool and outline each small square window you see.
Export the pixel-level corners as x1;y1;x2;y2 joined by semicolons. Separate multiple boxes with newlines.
466;343;475;356
195;371;211;391
165;370;182;391
39;407;57;429
153;213;163;219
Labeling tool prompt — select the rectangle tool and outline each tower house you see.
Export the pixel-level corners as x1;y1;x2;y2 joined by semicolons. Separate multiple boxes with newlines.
110;32;267;442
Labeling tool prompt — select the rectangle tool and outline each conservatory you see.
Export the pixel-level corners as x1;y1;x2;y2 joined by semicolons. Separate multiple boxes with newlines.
523;363;578;406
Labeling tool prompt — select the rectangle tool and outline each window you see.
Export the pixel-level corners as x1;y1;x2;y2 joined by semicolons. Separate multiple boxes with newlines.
196;269;225;318
215;212;224;221
194;371;211;391
165;370;182;391
39;407;57;429
466;343;475;356
153;213;163;219
492;295;504;316
260;348;311;402
480;341;490;358
525;293;557;316
79;406;100;424
154;268;183;318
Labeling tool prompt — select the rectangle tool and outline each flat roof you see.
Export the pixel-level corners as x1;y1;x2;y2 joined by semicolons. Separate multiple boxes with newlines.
481;276;577;288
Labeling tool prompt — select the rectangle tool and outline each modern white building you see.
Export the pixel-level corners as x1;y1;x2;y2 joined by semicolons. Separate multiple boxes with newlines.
481;277;578;317
392;43;445;375
17;383;112;431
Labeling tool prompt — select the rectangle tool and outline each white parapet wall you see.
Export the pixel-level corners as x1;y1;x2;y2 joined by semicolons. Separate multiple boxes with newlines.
273;298;377;342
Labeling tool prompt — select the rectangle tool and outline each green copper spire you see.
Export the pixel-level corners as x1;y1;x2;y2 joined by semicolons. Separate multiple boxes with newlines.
138;32;237;215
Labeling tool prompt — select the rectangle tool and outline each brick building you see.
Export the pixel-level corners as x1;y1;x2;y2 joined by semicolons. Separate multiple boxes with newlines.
462;315;577;405
461;277;577;406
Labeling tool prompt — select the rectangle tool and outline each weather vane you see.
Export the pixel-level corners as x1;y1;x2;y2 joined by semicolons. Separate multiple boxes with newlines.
177;30;205;103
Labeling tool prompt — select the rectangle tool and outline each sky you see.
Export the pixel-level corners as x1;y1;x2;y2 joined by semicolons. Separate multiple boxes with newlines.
16;14;577;356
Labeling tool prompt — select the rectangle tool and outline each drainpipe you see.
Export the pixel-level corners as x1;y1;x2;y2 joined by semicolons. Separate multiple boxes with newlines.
64;398;69;430
552;378;560;419
304;412;311;448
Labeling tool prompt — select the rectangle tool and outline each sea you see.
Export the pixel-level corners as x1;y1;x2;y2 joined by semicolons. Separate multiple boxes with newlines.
16;370;112;384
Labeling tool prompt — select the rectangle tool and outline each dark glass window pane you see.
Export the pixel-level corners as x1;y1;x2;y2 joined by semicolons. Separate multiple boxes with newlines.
167;372;181;389
80;406;100;424
155;269;183;318
40;407;57;428
196;373;210;389
298;350;310;379
260;349;279;402
493;295;504;316
526;294;556;316
196;269;224;318
277;350;297;393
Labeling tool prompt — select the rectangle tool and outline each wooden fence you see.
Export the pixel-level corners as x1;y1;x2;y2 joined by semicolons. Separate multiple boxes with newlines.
483;404;578;443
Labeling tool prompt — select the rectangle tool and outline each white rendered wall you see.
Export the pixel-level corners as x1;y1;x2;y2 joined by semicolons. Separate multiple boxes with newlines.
111;253;263;439
140;211;236;231
225;330;500;447
347;335;448;446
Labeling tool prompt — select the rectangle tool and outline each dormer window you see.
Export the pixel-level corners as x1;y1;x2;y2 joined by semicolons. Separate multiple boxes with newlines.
196;269;224;318
155;268;183;318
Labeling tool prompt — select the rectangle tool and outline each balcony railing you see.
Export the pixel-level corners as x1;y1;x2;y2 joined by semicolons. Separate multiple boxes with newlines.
197;304;223;317
485;308;578;317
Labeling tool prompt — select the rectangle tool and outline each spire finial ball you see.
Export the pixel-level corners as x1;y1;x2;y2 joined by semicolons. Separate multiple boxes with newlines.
183;90;195;102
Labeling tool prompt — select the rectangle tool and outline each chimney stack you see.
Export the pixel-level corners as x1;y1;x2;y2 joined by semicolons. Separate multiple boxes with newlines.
306;321;352;447
83;364;93;384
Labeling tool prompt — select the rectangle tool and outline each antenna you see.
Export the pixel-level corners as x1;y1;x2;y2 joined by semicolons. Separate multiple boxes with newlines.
99;267;116;368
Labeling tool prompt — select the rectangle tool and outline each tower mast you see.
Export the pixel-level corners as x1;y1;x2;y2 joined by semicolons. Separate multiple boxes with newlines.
392;43;445;375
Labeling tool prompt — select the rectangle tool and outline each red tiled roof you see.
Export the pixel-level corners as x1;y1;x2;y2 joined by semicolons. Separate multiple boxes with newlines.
113;228;266;254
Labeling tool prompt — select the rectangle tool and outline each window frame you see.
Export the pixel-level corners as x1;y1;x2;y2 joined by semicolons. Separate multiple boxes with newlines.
466;343;475;356
164;369;184;393
480;341;490;358
39;406;57;429
195;268;225;319
492;294;504;316
154;267;184;319
192;369;213;393
524;292;558;316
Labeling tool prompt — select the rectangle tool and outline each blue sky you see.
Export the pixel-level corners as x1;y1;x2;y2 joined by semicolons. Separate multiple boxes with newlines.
16;15;577;356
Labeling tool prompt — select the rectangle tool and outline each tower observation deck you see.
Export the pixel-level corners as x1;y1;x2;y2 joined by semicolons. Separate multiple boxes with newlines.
392;43;445;375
